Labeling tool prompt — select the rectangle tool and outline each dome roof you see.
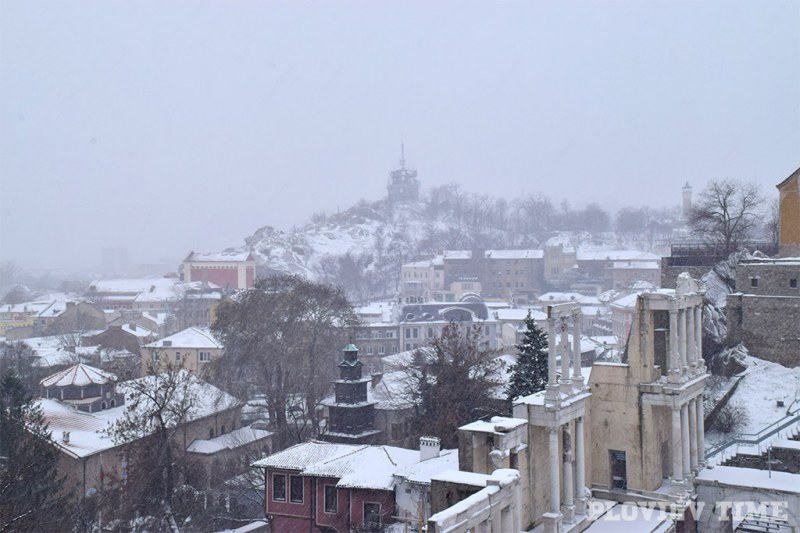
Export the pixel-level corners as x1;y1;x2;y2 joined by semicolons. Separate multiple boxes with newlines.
40;364;117;388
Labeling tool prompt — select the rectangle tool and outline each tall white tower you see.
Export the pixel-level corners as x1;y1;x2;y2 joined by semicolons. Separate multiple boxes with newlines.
682;182;692;219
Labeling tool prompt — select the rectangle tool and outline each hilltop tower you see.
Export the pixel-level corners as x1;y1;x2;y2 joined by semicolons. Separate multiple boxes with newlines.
387;143;420;203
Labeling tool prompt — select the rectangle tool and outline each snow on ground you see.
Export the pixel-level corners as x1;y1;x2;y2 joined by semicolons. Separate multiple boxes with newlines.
706;355;800;445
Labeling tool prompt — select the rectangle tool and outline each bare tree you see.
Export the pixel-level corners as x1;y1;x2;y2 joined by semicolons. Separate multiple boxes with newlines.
105;362;199;532
211;275;358;450
688;179;765;254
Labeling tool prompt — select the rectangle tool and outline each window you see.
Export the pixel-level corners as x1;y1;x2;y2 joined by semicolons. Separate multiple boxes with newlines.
290;475;303;503
791;279;798;288
750;277;759;288
385;331;394;339
364;502;381;531
324;485;337;513
175;352;181;363
272;474;286;501
199;351;211;363
427;327;434;338
153;352;160;363
412;328;419;339
209;428;215;439
378;345;385;355
366;345;373;355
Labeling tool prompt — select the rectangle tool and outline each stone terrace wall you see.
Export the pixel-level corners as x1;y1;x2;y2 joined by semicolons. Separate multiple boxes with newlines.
726;293;800;367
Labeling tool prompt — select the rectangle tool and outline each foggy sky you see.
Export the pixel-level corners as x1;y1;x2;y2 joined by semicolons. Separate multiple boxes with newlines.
1;1;798;272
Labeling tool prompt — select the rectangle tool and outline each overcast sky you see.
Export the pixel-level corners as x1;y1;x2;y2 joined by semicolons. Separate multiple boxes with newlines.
1;1;798;271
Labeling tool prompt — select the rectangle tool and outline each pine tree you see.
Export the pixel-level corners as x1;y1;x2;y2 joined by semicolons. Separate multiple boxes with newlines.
0;372;70;532
505;311;549;402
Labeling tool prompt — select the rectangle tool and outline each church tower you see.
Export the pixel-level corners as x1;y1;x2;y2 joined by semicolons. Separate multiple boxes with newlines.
320;344;382;444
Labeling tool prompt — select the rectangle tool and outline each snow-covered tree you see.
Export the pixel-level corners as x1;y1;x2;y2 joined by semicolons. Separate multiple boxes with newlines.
505;311;549;402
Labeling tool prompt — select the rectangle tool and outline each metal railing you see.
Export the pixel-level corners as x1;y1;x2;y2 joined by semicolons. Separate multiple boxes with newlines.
705;406;800;461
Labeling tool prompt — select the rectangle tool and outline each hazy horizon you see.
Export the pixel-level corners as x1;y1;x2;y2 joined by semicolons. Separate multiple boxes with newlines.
2;1;798;272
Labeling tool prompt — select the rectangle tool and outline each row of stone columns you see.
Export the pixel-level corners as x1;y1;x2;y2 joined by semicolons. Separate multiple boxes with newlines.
669;300;703;382
546;310;585;401
548;418;587;521
670;396;705;481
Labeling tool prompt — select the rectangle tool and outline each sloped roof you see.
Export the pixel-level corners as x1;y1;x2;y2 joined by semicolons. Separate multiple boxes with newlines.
186;250;253;262
304;445;419;490
776;166;800;190
37;371;241;459
252;441;360;471
187;426;272;454
40;364;117;388
394;448;459;485
146;327;221;349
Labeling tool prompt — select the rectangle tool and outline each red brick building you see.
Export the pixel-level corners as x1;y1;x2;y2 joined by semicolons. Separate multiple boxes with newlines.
253;441;422;532
182;251;256;290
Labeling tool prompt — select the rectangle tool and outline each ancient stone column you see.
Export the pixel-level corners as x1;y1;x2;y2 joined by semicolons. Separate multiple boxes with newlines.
668;300;681;383
671;406;683;481
678;307;688;372
560;318;572;394
562;424;574;522
546;317;559;401
681;403;691;479
696;397;705;466
575;416;586;516
689;398;698;471
695;302;704;369
549;426;560;514
572;309;583;390
686;306;695;368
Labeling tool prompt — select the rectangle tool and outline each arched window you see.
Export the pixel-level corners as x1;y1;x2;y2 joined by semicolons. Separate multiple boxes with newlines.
110;399;116;408
101;401;107;410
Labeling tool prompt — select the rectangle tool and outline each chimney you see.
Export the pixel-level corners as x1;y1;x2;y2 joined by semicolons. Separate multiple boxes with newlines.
420;436;440;461
62;431;70;444
129;322;137;331
370;372;383;389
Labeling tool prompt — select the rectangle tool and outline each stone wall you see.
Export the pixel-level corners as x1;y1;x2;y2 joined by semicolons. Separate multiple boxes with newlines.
660;263;711;289
726;293;800;367
735;262;800;297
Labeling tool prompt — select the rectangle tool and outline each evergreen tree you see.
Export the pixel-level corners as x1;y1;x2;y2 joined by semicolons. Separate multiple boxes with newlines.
0;372;70;532
505;312;549;402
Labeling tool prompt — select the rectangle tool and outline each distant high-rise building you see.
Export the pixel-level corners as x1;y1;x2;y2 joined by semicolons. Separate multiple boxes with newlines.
101;247;129;275
682;182;693;220
387;143;420;203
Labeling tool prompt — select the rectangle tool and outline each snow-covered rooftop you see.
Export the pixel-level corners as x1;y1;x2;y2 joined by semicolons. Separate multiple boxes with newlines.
577;250;661;262
611;261;659;270
89;277;179;294
393;449;459;485
459;416;527;434
37;372;240;459
146;327;221;349
40;363;117;388
187;426;272;454
538;292;586;304
695;465;800;494
609;292;641;309
303;445;420;490
493;308;546;322
186;251;253;262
